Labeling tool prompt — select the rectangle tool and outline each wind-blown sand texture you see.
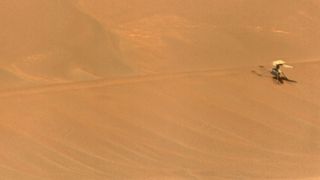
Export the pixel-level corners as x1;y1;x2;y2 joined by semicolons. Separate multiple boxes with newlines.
0;0;319;179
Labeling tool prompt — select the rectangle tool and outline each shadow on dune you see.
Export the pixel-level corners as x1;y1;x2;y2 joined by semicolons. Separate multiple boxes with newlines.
272;76;298;84
0;0;130;84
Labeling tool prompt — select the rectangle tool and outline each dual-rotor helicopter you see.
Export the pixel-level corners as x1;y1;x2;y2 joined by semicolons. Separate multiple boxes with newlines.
252;60;297;84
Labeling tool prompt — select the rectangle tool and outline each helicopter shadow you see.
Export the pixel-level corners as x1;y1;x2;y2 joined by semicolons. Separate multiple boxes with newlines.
272;77;298;84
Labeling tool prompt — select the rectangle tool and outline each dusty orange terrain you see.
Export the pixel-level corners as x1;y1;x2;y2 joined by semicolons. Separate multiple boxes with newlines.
0;0;320;179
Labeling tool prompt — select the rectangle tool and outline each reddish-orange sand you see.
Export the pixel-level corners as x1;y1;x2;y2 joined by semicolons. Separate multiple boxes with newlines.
0;1;319;179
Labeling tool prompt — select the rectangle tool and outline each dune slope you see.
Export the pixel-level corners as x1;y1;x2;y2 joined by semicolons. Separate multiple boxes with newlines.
0;61;319;179
0;0;130;87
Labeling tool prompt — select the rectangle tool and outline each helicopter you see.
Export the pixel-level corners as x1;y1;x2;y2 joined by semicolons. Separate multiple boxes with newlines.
271;60;293;84
252;60;297;84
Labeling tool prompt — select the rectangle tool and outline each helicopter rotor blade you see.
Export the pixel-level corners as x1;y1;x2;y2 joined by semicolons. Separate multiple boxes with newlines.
283;64;293;68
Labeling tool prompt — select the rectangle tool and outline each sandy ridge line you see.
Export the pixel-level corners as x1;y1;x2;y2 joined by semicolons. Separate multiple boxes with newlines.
0;68;239;98
0;59;317;98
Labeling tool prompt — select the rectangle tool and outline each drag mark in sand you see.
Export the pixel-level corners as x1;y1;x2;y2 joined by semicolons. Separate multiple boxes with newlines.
0;68;239;98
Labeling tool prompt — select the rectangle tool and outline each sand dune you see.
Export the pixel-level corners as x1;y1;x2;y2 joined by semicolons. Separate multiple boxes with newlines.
78;0;320;72
0;0;320;179
0;0;130;87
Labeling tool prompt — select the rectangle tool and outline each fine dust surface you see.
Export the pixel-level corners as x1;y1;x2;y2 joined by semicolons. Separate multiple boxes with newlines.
0;0;320;179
